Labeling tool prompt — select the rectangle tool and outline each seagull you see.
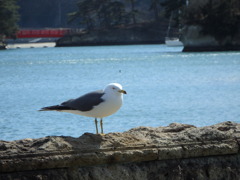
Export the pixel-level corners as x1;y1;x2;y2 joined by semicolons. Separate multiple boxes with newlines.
39;83;127;134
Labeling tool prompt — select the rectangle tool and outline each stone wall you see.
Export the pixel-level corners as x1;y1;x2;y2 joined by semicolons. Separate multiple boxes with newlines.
1;121;240;179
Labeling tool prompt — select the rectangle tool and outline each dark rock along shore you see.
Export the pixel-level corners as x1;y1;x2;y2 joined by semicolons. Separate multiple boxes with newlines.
55;23;165;47
181;25;240;52
1;121;240;180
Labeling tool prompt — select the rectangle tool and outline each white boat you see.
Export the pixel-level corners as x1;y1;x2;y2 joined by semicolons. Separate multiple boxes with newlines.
165;37;183;46
165;12;183;47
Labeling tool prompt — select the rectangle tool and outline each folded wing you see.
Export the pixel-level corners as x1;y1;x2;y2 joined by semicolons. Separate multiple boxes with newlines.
39;90;105;112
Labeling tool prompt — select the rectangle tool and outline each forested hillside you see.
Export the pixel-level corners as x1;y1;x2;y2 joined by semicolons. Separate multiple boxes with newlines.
18;0;77;28
18;0;165;28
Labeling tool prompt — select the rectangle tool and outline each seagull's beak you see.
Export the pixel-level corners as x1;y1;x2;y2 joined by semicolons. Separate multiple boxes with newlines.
119;89;127;94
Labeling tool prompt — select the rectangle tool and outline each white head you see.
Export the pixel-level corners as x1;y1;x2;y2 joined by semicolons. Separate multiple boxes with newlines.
104;83;127;96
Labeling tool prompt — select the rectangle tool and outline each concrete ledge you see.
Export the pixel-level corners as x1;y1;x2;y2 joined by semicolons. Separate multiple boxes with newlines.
1;121;240;179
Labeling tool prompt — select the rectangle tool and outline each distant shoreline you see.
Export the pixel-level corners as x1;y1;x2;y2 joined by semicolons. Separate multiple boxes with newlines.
6;42;56;49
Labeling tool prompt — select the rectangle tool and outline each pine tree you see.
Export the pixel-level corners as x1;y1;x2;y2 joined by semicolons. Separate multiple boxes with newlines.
68;0;127;29
0;0;19;42
162;0;240;40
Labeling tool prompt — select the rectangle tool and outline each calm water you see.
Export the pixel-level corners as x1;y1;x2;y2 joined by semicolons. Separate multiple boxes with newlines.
0;45;240;141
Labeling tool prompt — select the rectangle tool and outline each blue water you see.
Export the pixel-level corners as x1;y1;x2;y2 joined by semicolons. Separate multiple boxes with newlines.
0;45;240;141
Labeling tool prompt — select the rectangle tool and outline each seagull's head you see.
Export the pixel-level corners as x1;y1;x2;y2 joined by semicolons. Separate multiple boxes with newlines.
104;83;127;96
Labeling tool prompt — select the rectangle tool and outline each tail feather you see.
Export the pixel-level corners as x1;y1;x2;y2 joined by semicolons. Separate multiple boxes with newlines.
39;105;68;111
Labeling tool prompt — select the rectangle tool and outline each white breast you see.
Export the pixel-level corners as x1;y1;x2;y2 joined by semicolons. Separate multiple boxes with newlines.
90;92;123;118
63;93;123;118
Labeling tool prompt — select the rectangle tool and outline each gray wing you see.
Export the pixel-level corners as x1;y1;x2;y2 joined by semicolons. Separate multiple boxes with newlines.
39;90;105;112
60;90;105;111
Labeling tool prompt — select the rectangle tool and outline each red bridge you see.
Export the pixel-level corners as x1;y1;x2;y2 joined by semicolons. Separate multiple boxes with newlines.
15;28;71;38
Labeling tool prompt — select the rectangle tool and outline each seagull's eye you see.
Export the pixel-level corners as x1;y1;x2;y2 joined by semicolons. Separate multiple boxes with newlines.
112;87;116;90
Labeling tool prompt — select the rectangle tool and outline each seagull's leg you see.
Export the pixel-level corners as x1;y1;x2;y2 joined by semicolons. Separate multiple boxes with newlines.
100;118;104;134
95;118;99;134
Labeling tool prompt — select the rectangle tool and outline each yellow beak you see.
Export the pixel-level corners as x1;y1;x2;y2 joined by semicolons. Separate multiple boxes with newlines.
119;90;127;94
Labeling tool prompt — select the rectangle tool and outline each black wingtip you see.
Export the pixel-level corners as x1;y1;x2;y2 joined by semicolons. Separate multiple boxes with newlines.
38;107;49;111
38;105;73;111
38;106;57;111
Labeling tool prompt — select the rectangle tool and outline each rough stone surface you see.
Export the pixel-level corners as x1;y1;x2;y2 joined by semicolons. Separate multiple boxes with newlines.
1;121;240;179
181;25;240;52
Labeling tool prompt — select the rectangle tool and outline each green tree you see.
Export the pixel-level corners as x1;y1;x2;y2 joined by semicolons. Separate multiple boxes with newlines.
68;0;96;29
182;0;240;40
98;1;126;28
162;0;240;40
161;0;186;17
109;2;127;26
68;0;127;29
0;0;19;42
97;0;114;28
125;0;137;24
161;0;186;27
149;0;162;21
